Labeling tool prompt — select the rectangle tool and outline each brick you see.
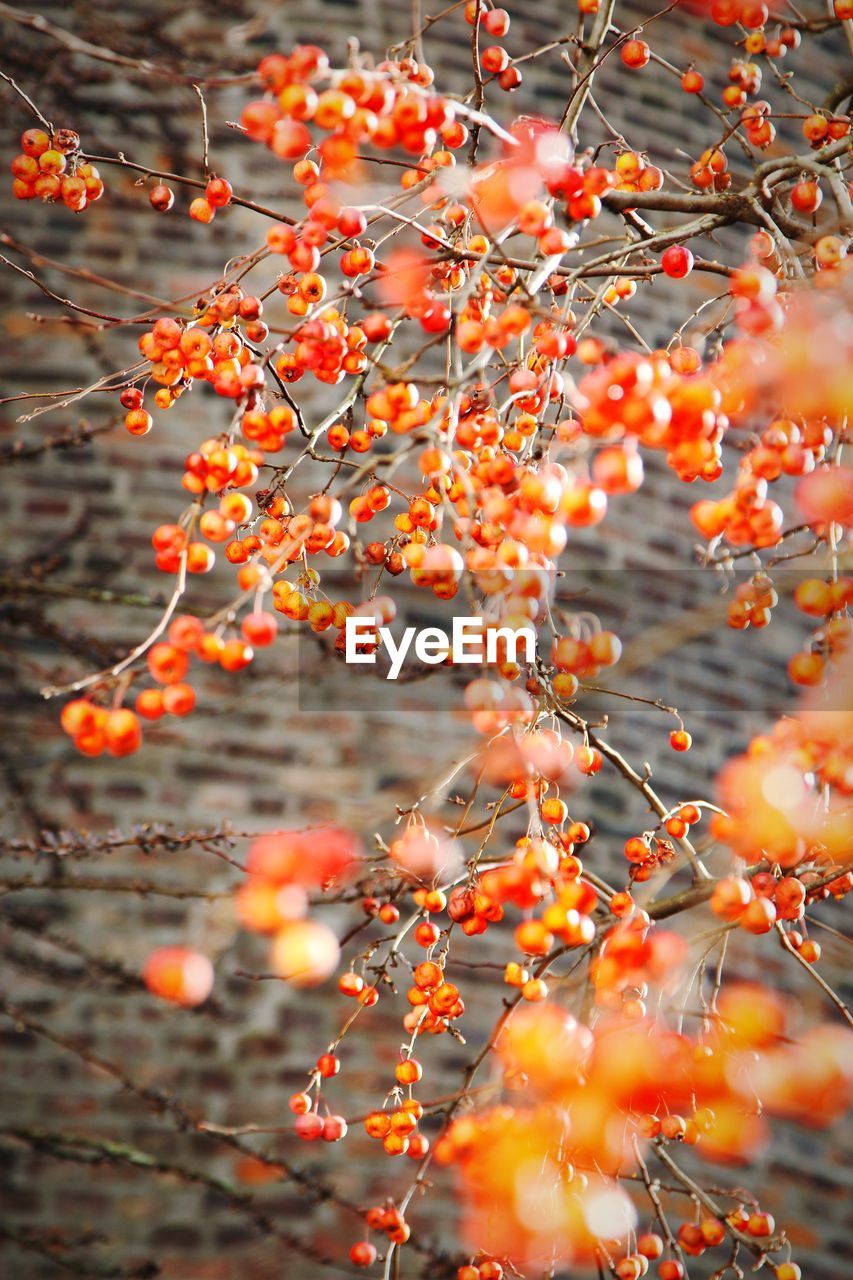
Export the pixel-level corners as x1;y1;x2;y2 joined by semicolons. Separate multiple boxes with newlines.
1;3;849;1279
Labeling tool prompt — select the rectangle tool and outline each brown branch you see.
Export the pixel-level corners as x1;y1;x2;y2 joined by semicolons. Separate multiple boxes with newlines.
1;914;229;1018
0;1000;459;1273
0;824;250;866
0;253;132;324
776;922;853;1027
0;1127;339;1270
0;874;234;899
0;1222;155;1279
466;0;485;165
193;84;211;179
0;232;217;311
654;1141;785;1256
551;699;712;883
81;152;295;225
0;3;256;86
632;1135;685;1267
824;70;853;112
0;574;163;606
561;0;618;138
0;419;119;464
0;66;52;130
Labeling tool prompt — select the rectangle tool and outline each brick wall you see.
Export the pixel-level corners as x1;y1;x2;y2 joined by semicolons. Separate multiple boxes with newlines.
0;2;850;1278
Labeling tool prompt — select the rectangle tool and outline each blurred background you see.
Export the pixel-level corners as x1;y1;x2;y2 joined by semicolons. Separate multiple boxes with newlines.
0;2;850;1277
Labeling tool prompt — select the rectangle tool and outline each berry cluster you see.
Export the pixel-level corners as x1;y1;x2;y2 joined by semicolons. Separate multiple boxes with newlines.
128;290;269;432
237;828;358;984
788;575;853;686
350;1204;412;1268
11;127;104;209
714;693;852;869
58;700;141;758
726;572;778;630
623;833;679;882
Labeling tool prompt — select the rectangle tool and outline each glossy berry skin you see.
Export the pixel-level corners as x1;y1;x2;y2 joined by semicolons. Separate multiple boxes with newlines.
661;246;694;279
741;897;777;934
637;1233;663;1259
136;689;164;720
484;7;510;35
189;196;215;223
481;46;509;74
21;128;51;157
338;206;367;237
621;40;650;68
149;183;175;211
13;131;105;210
125;409;153;436
294;1112;324;1140
747;1211;775;1237
395;1058;423;1085
350;1241;377;1266
499;65;522;90
120;386;143;411
479;1263;504;1280
658;1264;685;1280
205;176;233;207
241;612;278;647
162;683;196;716
790;180;822;213
104;709;143;756
625;836;650;864
322;1115;348;1142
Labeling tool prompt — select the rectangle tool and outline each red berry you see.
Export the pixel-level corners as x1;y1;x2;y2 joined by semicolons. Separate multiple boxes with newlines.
322;1115;348;1142
659;1264;685;1280
791;180;822;213
484;8;510;35
481;45;509;74
661;245;694;279
241;611;278;647
149;183;175;211
621;39;650;68
189;196;215;223
205;177;233;207
294;1112;324;1140
350;1241;377;1266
